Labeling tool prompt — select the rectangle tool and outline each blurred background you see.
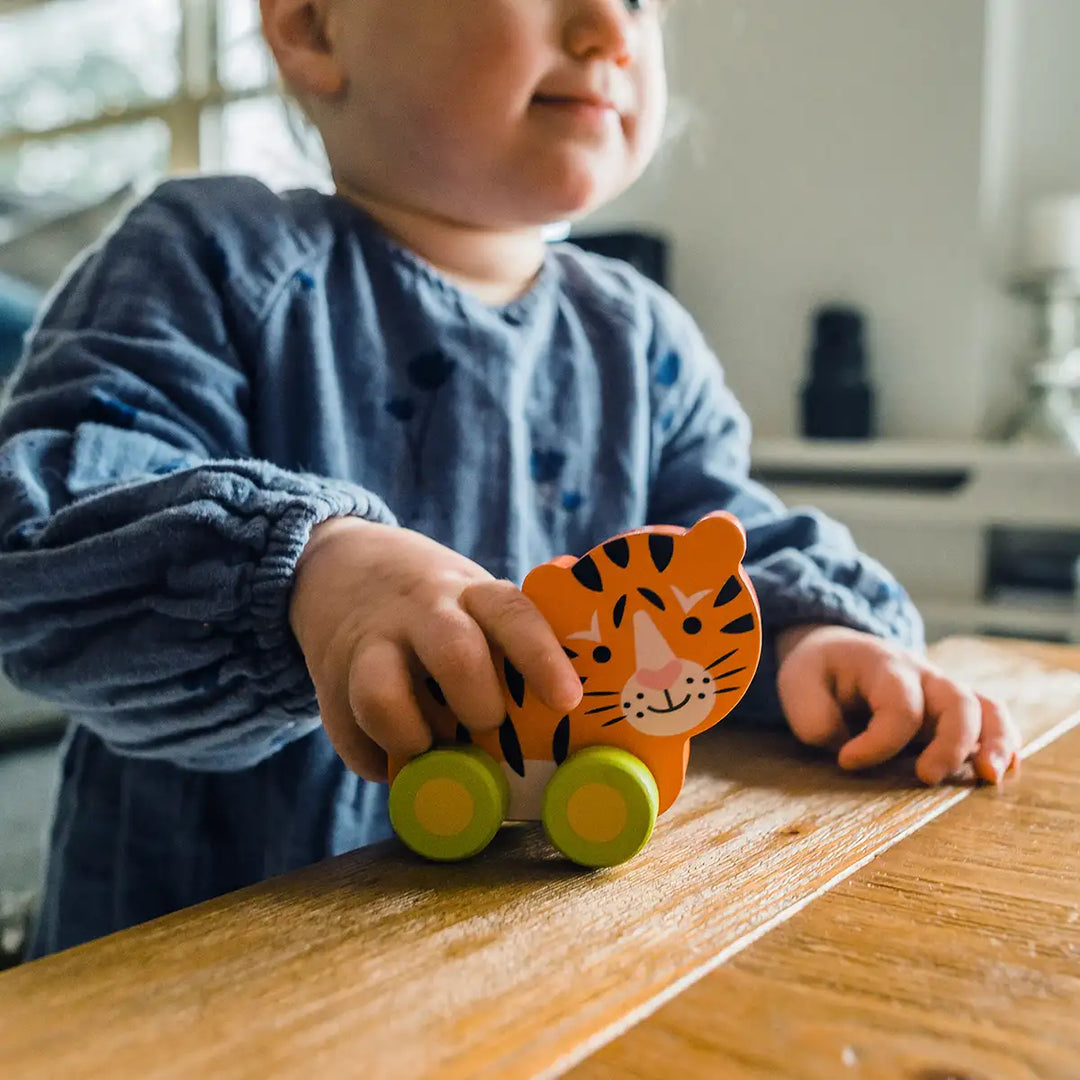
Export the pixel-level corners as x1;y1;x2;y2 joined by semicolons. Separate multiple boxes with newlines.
1;0;1079;962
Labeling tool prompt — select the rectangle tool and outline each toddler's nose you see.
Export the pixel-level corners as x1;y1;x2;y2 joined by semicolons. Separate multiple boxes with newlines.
636;659;681;691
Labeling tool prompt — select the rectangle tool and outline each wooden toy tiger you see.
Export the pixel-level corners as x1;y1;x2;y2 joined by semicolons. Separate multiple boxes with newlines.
388;510;762;867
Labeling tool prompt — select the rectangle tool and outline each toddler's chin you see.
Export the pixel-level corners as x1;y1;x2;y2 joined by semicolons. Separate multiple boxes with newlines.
525;173;629;226
494;143;630;221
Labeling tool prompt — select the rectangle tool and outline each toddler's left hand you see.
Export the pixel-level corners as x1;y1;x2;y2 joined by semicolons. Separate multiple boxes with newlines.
776;625;1021;785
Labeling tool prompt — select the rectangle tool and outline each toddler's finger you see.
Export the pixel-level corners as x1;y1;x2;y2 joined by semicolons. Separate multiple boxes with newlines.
777;647;848;749
837;660;924;771
971;694;1022;784
462;580;582;713
317;678;390;781
411;607;506;732
326;720;390;783
913;669;982;785
349;639;433;761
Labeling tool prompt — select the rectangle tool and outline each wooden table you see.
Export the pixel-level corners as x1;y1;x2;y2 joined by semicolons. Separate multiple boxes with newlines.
574;649;1080;1080
1;638;1079;1080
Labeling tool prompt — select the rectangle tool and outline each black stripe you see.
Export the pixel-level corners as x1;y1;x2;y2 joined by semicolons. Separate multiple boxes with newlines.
503;657;526;708
612;594;627;629
563;646;579;660
714;576;742;607
602;537;630;568
552;715;570;765
648;533;674;572
722;613;756;634
572;554;604;592
499;716;525;777
638;587;665;611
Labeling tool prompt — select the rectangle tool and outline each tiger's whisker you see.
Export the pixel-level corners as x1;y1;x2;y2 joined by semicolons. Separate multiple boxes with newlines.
602;716;626;727
586;703;622;715
711;666;747;681
706;649;739;671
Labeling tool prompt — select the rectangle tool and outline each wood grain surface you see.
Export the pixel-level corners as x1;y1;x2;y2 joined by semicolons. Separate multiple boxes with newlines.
0;638;1078;1080
573;714;1080;1080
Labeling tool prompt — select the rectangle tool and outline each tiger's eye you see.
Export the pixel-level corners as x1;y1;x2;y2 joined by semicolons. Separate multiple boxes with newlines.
683;617;702;635
593;646;612;663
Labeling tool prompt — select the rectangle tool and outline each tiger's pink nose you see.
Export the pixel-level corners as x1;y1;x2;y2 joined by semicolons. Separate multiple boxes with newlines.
637;660;681;691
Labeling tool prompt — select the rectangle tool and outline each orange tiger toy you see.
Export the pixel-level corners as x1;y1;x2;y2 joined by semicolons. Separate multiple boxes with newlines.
388;510;762;867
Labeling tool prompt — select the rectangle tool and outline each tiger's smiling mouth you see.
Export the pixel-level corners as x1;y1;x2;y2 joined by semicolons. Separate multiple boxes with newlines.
647;690;692;714
577;606;751;737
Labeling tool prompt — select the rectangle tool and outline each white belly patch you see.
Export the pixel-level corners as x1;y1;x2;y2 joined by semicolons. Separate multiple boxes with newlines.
502;759;558;822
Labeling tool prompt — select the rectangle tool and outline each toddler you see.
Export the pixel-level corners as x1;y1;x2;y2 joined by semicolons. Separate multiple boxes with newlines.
0;0;1018;957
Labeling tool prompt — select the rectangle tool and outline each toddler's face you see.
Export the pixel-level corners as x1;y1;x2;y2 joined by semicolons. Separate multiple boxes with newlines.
316;0;668;227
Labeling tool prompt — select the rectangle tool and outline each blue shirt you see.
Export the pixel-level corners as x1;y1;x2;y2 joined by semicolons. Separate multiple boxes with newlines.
0;177;922;956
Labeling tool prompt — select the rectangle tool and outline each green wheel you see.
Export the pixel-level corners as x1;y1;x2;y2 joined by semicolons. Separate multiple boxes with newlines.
541;747;659;868
389;747;510;862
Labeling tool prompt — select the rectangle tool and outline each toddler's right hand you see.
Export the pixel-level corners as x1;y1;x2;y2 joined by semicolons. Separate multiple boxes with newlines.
289;518;582;781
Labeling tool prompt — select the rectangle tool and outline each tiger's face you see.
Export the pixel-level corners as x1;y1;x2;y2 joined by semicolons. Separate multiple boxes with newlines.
615;609;728;737
525;511;761;748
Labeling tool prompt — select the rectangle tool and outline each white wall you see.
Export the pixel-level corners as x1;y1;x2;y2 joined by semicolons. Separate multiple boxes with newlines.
980;0;1080;435
586;0;1080;444
1008;1;1080;218
586;0;991;439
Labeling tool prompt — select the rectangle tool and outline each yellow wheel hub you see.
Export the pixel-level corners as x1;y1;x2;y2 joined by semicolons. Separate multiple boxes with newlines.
413;778;475;837
566;783;628;844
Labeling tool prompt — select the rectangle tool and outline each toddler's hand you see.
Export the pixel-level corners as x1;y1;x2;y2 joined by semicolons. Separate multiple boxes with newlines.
776;625;1020;785
289;518;582;781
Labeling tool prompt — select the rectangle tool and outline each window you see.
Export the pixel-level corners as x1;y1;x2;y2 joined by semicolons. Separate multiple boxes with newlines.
0;0;325;205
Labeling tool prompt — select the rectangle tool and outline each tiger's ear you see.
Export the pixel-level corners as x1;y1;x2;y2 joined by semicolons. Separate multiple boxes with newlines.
521;557;577;617
684;511;747;564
